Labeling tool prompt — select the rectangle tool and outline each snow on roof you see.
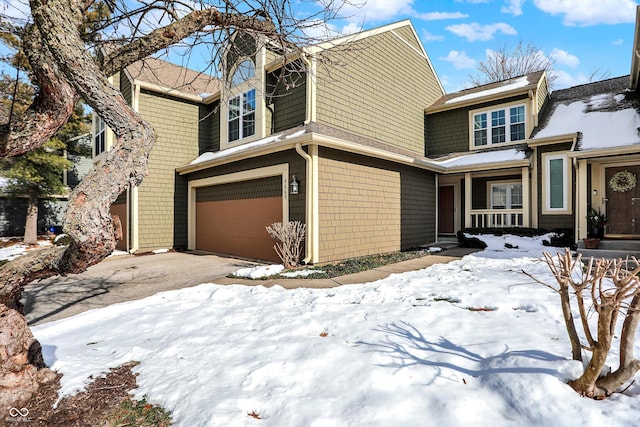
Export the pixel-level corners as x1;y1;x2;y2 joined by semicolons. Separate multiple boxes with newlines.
189;129;306;166
533;92;640;151
445;76;530;105
0;176;10;190
434;148;527;168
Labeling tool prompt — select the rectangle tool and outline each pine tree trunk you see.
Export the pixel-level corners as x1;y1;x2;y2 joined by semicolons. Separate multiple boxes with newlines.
23;194;38;245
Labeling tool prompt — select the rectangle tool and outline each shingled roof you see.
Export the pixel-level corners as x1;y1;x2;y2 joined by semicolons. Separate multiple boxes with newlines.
126;57;220;98
426;70;546;112
531;75;640;152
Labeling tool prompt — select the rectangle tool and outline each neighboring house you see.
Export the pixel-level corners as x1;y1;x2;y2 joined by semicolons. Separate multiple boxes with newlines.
0;134;92;236
100;13;640;263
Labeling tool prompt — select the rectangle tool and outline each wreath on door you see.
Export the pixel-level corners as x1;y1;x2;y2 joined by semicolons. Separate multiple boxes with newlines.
608;170;637;193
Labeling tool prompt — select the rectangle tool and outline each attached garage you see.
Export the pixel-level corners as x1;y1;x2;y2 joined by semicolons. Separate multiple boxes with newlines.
187;165;289;262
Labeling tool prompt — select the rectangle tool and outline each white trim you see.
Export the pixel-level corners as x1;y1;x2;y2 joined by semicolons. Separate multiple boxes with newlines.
187;164;289;250
487;180;523;210
542;152;572;214
470;101;527;149
437;180;460;235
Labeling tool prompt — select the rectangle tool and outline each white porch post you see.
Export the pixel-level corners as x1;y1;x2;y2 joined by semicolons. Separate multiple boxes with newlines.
521;166;530;227
577;159;588;240
464;172;472;227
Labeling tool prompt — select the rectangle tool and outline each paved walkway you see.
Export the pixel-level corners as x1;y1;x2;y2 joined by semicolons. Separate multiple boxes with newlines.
24;247;477;326
216;247;477;288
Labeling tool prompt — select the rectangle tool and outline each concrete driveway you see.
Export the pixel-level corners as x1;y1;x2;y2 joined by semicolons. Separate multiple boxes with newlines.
23;251;256;326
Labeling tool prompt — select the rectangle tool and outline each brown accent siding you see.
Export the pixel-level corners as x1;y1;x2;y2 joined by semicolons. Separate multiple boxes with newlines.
137;89;203;251
196;176;281;201
317;147;435;262
426;94;529;157
196;196;281;262
315;26;443;155
472;174;521;209
198;103;214;154
267;66;306;133
188;149;306;224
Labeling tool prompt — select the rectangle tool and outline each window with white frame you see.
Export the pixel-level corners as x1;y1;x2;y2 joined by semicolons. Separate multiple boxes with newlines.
94;116;106;156
228;89;256;142
490;182;523;209
473;104;526;147
545;154;568;211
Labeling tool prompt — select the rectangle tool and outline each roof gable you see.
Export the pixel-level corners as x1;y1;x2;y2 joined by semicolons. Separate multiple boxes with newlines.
427;70;546;113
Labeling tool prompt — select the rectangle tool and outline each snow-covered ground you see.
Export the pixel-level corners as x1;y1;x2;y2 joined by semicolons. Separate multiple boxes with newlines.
4;236;639;426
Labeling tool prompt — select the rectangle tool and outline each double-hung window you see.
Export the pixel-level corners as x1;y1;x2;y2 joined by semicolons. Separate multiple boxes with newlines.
228;89;256;142
473;104;526;147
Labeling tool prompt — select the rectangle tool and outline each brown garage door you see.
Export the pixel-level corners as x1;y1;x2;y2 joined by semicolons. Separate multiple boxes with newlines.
195;176;282;262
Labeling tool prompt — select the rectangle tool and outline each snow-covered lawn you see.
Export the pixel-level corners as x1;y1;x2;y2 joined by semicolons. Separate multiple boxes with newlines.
13;237;640;426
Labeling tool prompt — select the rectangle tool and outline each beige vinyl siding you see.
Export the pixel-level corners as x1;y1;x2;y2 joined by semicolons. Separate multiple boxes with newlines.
119;73;132;106
315;26;443;155
536;75;549;117
392;26;423;51
317;148;435;262
136;90;203;251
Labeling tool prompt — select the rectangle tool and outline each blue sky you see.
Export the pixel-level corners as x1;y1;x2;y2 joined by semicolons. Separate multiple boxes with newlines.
320;0;639;92
1;0;637;94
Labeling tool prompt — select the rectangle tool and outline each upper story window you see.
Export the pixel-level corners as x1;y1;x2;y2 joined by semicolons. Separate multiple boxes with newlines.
231;59;255;86
473;104;526;147
94;116;106;156
228;89;256;142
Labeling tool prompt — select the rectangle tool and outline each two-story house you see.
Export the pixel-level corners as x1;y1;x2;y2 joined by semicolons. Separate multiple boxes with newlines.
101;12;640;263
106;21;446;263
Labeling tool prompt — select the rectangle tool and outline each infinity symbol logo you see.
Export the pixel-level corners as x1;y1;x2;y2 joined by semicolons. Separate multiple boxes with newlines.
9;407;29;417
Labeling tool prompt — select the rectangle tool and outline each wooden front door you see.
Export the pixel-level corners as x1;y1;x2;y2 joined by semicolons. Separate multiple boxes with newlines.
605;166;640;236
438;185;455;234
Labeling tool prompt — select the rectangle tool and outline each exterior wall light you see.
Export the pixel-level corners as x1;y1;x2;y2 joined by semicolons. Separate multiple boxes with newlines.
593;189;598;196
290;175;299;195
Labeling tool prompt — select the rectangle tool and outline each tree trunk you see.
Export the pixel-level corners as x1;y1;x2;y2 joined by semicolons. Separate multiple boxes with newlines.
23;193;38;245
596;295;640;395
569;305;616;398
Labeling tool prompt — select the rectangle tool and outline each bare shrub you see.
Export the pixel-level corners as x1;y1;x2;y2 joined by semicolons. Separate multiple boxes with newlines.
266;221;306;269
526;249;640;398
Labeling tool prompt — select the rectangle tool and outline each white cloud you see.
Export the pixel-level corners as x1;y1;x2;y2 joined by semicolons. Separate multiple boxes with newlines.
552;69;589;89
533;0;637;26
440;50;478;69
501;0;525;16
413;11;469;20
549;48;580;68
446;22;518;41
337;0;414;22
612;38;624;45
421;30;445;42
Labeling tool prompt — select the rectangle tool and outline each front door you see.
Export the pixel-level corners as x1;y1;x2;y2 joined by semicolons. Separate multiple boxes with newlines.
605;165;640;236
438;185;455;234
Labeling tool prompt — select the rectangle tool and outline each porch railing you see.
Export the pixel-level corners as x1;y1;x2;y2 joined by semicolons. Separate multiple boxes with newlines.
470;209;524;228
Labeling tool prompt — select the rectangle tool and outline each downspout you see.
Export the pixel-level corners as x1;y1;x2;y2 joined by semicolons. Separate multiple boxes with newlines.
129;82;141;253
296;51;317;264
295;143;313;264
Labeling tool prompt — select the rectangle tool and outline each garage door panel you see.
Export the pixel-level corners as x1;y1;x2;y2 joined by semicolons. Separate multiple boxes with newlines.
196;195;282;261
